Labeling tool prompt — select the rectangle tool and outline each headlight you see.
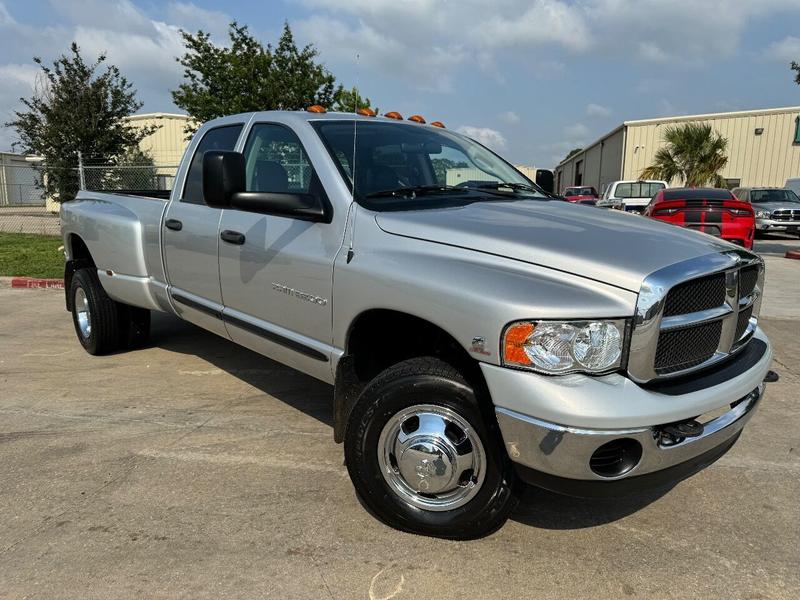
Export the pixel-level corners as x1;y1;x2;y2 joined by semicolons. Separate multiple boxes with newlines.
502;319;627;374
755;209;771;219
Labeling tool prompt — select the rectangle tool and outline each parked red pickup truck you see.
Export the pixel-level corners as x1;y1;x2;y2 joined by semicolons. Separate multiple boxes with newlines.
644;188;755;249
562;186;599;204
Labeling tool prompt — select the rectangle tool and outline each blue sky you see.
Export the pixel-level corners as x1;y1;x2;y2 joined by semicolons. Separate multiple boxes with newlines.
2;0;800;167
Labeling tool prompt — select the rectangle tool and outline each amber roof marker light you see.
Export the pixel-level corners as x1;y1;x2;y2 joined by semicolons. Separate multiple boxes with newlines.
408;115;426;124
306;105;326;113
383;111;403;120
357;107;376;117
431;121;445;128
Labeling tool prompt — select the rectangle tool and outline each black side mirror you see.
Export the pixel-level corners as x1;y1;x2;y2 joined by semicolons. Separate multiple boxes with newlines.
231;191;329;222
203;150;245;208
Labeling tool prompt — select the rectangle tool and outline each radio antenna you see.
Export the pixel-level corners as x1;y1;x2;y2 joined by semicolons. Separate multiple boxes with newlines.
346;53;360;264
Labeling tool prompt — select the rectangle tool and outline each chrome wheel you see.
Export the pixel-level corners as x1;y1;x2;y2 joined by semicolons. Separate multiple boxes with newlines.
74;287;91;339
378;404;486;512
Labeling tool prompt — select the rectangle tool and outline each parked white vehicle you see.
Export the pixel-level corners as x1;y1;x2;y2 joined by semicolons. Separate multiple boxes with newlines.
598;180;668;213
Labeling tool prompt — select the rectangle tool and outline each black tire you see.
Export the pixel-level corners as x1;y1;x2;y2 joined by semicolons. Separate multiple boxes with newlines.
344;357;517;539
69;268;121;355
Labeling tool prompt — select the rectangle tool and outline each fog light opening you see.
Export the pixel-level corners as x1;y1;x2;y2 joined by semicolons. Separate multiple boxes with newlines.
589;438;643;478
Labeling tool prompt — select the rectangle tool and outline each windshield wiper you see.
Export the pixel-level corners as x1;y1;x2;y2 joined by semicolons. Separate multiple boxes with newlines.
462;181;557;198
364;185;464;199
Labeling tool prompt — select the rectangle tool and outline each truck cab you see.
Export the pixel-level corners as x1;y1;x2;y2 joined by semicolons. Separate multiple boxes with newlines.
598;179;668;213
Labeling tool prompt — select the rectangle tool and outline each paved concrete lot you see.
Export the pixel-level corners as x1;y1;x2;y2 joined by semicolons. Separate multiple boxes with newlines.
1;252;799;599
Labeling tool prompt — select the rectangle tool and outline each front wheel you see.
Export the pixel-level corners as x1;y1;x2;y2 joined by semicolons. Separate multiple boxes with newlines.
344;357;516;539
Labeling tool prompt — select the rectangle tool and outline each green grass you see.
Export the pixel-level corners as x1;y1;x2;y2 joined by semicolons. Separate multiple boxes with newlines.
0;233;64;279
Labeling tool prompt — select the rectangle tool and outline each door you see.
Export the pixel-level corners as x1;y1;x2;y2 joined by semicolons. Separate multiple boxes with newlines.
163;123;244;336
218;122;338;381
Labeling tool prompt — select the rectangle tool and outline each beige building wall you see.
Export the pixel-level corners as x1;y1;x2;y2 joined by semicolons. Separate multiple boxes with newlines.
623;107;800;188
124;113;192;166
555;106;800;194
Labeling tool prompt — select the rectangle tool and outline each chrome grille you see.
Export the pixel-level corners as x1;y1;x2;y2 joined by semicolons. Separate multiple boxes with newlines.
735;306;754;341
662;274;726;317
739;265;758;298
628;250;764;383
655;320;722;374
771;209;800;222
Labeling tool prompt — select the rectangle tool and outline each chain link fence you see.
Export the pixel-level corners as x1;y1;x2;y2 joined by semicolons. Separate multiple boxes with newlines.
0;161;178;236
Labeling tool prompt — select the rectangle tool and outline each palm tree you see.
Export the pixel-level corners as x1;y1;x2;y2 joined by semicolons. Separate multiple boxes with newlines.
640;123;729;187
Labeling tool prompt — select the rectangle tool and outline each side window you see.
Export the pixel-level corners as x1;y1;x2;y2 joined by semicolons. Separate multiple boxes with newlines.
243;124;315;194
182;124;243;204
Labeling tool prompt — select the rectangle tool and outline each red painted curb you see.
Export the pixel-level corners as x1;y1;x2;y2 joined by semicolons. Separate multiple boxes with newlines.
10;277;64;289
786;250;800;260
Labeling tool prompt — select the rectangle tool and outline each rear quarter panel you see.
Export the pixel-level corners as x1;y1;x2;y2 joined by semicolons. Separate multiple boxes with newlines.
61;192;171;311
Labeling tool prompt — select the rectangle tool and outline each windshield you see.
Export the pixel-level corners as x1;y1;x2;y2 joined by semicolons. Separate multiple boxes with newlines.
614;182;665;198
312;120;547;210
750;189;800;204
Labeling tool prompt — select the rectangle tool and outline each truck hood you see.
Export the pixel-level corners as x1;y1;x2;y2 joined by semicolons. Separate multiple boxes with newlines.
752;202;800;212
375;199;736;292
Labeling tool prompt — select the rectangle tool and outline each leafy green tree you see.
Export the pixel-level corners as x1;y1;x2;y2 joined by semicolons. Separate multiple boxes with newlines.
431;158;469;184
792;60;800;85
173;22;337;132
333;86;375;113
6;43;154;202
103;147;157;191
563;148;583;162
640;123;728;187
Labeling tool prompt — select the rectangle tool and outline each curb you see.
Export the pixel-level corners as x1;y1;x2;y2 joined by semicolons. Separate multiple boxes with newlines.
786;250;800;260
1;276;64;289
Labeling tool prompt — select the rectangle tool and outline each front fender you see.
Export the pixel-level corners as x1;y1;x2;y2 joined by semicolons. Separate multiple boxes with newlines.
332;216;638;368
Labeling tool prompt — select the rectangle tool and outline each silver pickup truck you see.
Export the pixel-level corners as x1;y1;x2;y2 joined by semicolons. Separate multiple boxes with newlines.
61;110;773;539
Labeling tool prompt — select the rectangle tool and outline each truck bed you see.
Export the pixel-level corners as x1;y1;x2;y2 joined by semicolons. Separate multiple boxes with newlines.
60;190;172;312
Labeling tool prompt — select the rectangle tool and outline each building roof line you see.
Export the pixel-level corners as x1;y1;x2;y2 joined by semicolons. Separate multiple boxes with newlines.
623;105;800;126
125;112;190;120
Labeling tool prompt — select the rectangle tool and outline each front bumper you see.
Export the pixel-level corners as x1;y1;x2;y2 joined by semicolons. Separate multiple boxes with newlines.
482;328;772;495
496;385;760;483
756;218;800;232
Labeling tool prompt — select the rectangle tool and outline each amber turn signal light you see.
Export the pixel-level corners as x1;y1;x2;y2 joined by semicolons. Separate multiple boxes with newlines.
357;107;376;117
503;322;535;365
383;111;403;120
306;105;326;113
430;121;445;128
408;115;426;124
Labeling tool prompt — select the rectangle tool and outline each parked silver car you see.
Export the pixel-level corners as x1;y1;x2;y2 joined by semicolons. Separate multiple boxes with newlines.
732;187;800;237
60;110;773;539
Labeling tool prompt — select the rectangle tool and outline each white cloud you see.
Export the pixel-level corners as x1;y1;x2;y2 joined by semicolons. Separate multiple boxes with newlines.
564;123;590;140
0;63;38;88
586;103;611;117
166;2;231;40
295;15;464;92
456;126;507;151
498;111;520;124
0;0;234;151
764;36;800;62
297;0;800;85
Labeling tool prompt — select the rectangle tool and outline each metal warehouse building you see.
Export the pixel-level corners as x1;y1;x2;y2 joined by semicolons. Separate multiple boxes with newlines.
124;112;192;166
554;106;800;195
